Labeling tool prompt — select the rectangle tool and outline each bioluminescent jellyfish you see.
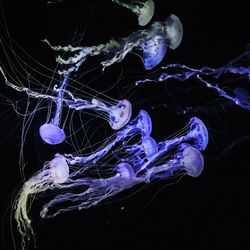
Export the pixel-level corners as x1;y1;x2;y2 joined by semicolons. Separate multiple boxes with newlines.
0;67;132;141
14;154;69;250
40;143;205;219
43;13;183;72
39;74;69;144
111;0;155;26
135;50;250;110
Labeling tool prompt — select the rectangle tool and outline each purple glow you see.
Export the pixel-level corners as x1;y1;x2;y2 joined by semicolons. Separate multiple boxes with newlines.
39;75;69;145
38;113;208;218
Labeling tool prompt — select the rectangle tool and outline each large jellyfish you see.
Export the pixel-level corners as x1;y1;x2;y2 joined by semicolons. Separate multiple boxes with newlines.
43;13;183;72
111;0;155;26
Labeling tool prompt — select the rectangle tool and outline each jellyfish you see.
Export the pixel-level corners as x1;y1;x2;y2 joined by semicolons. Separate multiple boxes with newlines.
185;117;209;151
39;74;69;145
111;0;155;26
103;13;183;70
43;13;183;73
14;154;69;250
65;98;132;130
145;143;204;181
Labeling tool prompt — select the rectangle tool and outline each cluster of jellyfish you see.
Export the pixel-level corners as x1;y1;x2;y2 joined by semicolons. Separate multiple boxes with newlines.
4;0;249;249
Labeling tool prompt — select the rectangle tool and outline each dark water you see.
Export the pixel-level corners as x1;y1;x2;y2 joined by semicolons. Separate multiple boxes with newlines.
0;1;249;249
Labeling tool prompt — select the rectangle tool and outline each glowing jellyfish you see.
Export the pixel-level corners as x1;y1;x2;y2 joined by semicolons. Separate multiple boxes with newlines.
43;13;183;72
14;154;69;250
145;143;204;181
115;162;135;178
179;144;204;177
186;117;209;151
111;0;155;26
39;75;68;145
89;98;132;130
164;14;183;50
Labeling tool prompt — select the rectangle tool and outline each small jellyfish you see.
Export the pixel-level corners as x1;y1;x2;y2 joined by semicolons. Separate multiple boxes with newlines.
179;143;204;177
146;144;204;181
115;162;135;178
111;0;155;26
39;75;69;145
71;98;133;130
105;99;132;130
141;35;168;70
121;135;158;168
141;136;158;158
186;117;209;151
14;155;69;250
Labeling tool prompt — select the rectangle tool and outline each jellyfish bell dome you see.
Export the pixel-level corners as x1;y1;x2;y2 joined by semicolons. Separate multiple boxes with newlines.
180;144;204;177
137;110;152;136
188;117;209;151
137;0;155;26
48;155;69;184
109;99;132;130
115;162;134;178
141;35;168;70
39;123;66;145
164;14;183;50
141;136;158;157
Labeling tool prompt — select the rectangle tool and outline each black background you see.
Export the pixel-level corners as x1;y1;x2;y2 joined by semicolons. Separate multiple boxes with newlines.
1;0;250;249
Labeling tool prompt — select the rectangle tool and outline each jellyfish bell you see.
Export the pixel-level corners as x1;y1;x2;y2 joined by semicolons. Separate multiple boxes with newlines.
135;0;155;26
115;162;135;178
109;99;132;130
39;123;66;145
187;117;209;151
111;0;155;26
141;136;158;158
164;14;183;50
47;154;70;184
179;144;204;177
136;109;152;136
140;35;168;70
